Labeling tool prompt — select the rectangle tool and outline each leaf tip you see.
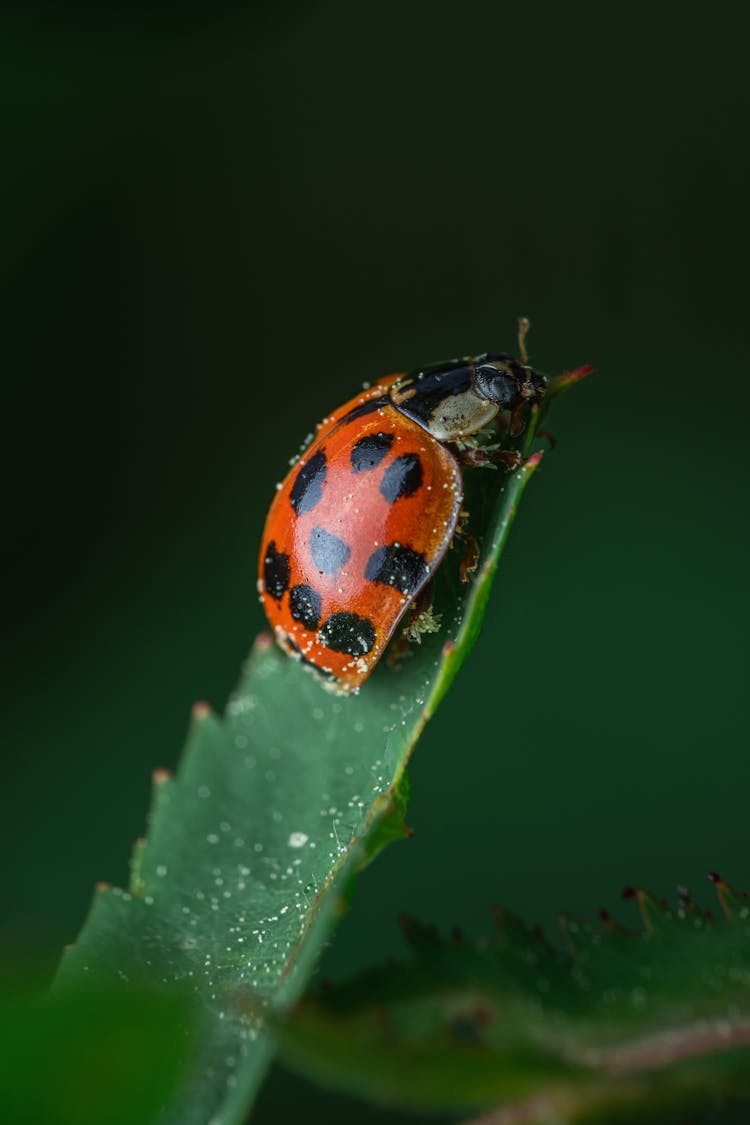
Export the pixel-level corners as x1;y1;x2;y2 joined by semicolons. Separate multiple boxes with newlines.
95;881;111;895
192;700;213;720
708;872;749;920
549;362;596;397
129;836;148;896
254;631;275;651
525;450;544;469
152;767;172;786
622;885;670;932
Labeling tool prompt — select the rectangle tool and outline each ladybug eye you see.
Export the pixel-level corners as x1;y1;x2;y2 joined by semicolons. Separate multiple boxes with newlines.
475;365;518;409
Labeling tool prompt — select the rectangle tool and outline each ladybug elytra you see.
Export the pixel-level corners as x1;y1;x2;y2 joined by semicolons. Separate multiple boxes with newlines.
258;327;548;695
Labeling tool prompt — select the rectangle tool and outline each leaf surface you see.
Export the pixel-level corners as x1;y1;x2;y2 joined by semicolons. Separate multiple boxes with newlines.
271;880;750;1121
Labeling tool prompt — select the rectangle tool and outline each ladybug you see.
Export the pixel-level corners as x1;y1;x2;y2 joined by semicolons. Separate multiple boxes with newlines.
258;326;547;695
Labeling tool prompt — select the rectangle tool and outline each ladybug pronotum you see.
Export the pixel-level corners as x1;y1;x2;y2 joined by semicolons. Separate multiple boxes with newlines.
258;331;547;694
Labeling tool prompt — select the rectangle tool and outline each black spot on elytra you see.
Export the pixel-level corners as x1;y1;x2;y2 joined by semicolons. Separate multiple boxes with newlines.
365;543;429;595
290;450;327;516
263;540;290;600
310;526;351;575
351;432;394;472
289;584;322;631
380;453;423;503
319;612;376;657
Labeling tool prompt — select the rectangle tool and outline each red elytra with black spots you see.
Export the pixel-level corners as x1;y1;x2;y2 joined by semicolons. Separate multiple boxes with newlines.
258;353;548;694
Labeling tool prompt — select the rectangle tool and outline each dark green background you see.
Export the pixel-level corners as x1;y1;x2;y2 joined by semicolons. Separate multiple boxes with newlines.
3;3;748;1121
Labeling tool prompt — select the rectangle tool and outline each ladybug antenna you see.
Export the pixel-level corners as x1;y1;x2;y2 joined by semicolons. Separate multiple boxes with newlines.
518;316;531;366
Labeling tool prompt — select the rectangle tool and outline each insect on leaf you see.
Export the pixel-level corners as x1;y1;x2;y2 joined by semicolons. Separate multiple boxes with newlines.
56;362;592;1125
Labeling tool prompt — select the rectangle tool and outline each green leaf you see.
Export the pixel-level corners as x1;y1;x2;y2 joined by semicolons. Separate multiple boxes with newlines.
270;880;750;1121
56;366;590;1125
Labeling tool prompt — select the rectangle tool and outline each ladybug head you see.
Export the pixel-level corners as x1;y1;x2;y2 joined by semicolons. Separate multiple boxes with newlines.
474;354;547;412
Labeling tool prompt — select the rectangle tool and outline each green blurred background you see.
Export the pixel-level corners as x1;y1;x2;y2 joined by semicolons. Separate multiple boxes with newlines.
3;2;748;1121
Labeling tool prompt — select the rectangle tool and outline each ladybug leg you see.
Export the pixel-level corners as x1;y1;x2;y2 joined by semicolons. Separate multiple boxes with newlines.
508;404;528;438
459;534;480;584
453;507;471;540
452;508;480;582
494;411;510;436
386;631;410;668
455;446;523;472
